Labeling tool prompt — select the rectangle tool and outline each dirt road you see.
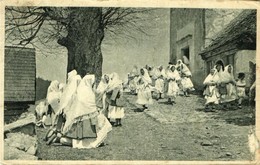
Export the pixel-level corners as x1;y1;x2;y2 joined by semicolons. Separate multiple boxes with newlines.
36;93;255;161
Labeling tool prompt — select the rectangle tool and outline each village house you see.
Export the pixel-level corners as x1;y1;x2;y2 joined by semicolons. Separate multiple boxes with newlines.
200;10;256;88
169;8;255;90
4;46;36;123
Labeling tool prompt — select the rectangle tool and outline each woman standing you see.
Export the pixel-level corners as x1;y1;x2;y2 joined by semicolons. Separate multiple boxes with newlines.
96;74;110;115
153;65;166;100
166;65;181;105
177;59;194;97
106;73;125;127
136;68;153;111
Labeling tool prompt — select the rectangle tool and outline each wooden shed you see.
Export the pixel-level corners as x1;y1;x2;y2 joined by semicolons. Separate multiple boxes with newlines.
4;46;36;123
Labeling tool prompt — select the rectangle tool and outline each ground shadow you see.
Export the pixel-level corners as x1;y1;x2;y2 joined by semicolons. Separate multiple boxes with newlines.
210;106;255;126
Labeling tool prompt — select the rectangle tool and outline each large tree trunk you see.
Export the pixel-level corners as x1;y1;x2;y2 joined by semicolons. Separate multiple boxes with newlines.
58;7;104;82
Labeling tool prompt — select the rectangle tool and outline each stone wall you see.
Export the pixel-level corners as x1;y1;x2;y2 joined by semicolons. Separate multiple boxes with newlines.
4;109;38;160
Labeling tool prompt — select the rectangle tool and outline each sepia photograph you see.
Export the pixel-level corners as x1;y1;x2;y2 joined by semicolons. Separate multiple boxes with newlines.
1;0;259;164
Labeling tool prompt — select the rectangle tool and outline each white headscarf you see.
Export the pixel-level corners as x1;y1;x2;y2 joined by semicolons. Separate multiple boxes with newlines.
129;65;139;77
62;74;98;134
203;68;220;85
96;74;109;93
167;65;181;81
177;59;191;76
106;72;123;92
59;70;81;114
222;64;235;83
140;68;152;85
47;80;59;95
46;80;61;112
153;65;165;79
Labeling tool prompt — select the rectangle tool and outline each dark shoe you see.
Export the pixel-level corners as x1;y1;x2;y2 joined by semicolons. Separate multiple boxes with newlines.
118;123;122;127
113;124;118;127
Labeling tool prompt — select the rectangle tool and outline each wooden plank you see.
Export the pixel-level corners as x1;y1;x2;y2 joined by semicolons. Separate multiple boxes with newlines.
4;81;35;85
5;57;35;61
4;73;36;78
5;75;36;79
4;97;35;102
5;64;35;67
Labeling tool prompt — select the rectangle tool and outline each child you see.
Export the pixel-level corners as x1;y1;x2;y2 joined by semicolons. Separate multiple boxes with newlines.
236;72;246;109
106;73;125;127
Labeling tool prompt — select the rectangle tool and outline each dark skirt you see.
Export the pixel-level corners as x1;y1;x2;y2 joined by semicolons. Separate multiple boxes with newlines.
66;118;97;139
218;83;227;95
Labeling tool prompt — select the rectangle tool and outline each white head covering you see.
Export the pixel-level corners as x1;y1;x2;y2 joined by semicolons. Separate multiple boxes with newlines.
59;70;81;114
203;68;220;85
141;68;152;85
167;65;181;81
67;70;77;80
62;74;98;134
106;72;123;92
96;74;109;93
46;80;61;112
177;59;191;76
47;80;60;94
214;64;227;83
222;64;235;83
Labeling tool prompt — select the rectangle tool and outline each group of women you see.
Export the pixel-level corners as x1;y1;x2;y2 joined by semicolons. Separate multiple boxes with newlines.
203;63;247;111
127;59;195;111
38;70;125;149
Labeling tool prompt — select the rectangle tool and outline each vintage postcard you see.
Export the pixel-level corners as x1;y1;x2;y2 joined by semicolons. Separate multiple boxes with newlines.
0;0;259;164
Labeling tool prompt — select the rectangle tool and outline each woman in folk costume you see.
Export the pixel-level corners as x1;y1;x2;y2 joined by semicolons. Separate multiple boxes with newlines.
128;65;139;94
96;74;110;114
166;65;181;105
60;74;112;148
222;65;237;109
58;70;82;115
46;80;64;126
236;72;247;109
153;65;166;100
203;68;220;111
214;63;228;109
45;70;81;145
177;59;194;97
164;62;173;95
136;68;153;111
106;72;125;127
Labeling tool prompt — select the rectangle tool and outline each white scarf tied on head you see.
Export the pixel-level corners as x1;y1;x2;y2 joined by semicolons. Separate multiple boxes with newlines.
106;72;123;92
141;68;152;85
177;59;192;76
167;65;180;81
203;68;220;85
62;74;98;134
222;65;235;83
96;74;109;94
59;70;81;114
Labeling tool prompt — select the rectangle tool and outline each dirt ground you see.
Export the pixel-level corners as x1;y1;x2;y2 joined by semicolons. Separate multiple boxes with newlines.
36;93;255;161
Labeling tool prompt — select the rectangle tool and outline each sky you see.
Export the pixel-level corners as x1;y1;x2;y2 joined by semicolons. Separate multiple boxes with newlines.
34;8;170;83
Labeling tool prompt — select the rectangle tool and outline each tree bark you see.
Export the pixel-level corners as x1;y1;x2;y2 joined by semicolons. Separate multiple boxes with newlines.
58;7;104;82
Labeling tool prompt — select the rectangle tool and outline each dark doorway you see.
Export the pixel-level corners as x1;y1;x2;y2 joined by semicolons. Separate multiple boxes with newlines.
215;60;225;71
181;46;190;60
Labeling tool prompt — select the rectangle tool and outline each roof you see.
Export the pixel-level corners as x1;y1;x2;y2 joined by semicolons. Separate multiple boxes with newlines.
4;46;36;102
200;9;256;56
